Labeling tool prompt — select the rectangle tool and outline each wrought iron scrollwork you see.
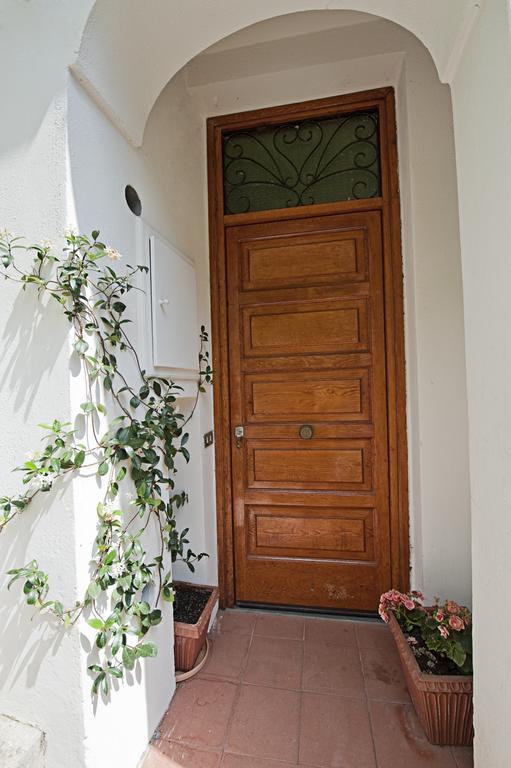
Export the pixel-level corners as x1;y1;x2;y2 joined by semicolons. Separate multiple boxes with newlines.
223;110;381;215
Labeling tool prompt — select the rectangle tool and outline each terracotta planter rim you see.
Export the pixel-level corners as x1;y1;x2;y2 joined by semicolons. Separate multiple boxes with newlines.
173;580;219;673
173;580;219;633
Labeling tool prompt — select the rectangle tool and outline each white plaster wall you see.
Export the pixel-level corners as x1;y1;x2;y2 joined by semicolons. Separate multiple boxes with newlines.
66;65;219;767
451;1;511;764
162;16;471;605
0;2;93;767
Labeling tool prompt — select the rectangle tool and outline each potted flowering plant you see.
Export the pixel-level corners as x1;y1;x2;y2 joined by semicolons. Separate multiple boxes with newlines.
379;590;473;746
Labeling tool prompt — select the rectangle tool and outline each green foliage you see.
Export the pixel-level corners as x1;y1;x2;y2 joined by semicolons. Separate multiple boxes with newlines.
0;228;212;696
379;590;473;674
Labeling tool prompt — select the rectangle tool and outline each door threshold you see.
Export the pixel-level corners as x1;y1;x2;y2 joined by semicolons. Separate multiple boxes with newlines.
235;601;379;622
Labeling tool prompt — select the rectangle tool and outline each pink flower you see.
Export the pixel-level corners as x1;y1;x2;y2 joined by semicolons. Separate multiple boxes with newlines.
435;611;444;622
378;606;390;623
411;590;425;601
446;600;460;614
404;599;415;610
438;625;450;639
406;636;418;645
448;615;464;632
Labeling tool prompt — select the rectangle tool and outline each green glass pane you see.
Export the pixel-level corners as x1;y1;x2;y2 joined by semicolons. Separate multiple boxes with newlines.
223;110;381;215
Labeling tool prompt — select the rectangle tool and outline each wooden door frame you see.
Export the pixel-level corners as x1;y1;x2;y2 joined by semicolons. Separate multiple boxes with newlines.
207;87;409;609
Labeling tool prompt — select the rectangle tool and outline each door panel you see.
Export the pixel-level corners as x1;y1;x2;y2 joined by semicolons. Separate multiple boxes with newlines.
247;439;372;490
247;505;375;561
227;210;391;611
245;369;371;423
240;230;367;290
243;298;369;356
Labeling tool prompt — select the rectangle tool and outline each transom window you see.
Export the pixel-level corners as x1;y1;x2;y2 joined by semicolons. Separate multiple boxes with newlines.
223;109;381;215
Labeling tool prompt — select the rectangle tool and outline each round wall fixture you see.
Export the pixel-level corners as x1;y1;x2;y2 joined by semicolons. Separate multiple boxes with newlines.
125;184;142;216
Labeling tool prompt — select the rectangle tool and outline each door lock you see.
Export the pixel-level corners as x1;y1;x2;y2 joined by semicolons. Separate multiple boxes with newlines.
234;425;244;448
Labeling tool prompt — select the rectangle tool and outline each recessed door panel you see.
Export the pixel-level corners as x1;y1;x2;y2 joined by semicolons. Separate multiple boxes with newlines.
245;370;370;423
244;298;369;357
241;229;367;290
247;505;375;561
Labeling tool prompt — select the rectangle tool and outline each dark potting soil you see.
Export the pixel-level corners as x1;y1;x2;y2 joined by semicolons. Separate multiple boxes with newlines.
398;620;468;676
173;583;212;624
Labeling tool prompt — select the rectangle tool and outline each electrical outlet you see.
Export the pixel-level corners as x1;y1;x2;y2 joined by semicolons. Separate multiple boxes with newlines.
203;430;214;448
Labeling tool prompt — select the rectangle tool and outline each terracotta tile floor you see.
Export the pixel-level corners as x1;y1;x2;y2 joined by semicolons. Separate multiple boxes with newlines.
144;610;474;768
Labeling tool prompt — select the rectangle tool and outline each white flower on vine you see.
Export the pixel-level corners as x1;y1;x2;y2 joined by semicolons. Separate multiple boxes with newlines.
105;247;122;261
110;560;124;579
125;492;137;506
101;500;117;522
41;240;53;250
64;228;77;238
0;228;13;239
28;472;58;493
25;450;41;461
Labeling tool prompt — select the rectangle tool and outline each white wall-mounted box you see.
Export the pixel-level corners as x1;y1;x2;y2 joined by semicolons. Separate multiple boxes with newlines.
137;224;199;383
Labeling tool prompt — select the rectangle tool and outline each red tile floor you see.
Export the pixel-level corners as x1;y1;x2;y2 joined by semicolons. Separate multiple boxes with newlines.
143;610;473;768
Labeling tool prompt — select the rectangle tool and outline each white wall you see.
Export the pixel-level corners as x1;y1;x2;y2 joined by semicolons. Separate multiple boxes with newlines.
0;2;93;767
451;1;511;764
155;15;471;605
67;67;217;767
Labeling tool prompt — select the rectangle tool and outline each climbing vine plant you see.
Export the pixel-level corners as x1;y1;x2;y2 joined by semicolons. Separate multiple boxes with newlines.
0;229;212;696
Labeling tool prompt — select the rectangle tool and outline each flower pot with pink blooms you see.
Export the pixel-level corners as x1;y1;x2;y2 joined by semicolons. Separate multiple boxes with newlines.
379;590;473;746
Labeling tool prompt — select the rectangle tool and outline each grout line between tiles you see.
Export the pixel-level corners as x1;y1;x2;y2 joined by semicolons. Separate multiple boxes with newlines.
356;624;380;768
219;618;255;762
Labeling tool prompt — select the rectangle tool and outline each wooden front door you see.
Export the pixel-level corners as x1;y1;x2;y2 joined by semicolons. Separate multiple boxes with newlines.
227;212;390;610
208;88;409;612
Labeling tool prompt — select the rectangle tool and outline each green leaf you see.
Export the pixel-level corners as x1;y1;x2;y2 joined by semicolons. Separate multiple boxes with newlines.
116;467;126;482
107;666;123;678
88;618;103;630
122;646;137;670
74;339;89;355
137;642;158;658
450;643;467;668
87;581;101;599
92;671;106;695
98;461;109;476
103;550;116;565
74;450;86;468
80;401;96;414
149;609;162;626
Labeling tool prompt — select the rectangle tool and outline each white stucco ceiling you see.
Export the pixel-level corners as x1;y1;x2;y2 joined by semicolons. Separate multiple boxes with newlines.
73;0;482;146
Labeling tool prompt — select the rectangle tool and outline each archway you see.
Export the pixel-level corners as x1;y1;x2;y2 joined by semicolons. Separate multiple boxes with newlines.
67;6;473;766
73;1;480;146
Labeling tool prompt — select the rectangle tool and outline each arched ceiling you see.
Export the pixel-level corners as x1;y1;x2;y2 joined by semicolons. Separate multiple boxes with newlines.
73;0;482;146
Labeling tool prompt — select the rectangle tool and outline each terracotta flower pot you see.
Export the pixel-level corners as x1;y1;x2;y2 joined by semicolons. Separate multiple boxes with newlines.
388;613;473;746
388;613;473;745
173;581;219;673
